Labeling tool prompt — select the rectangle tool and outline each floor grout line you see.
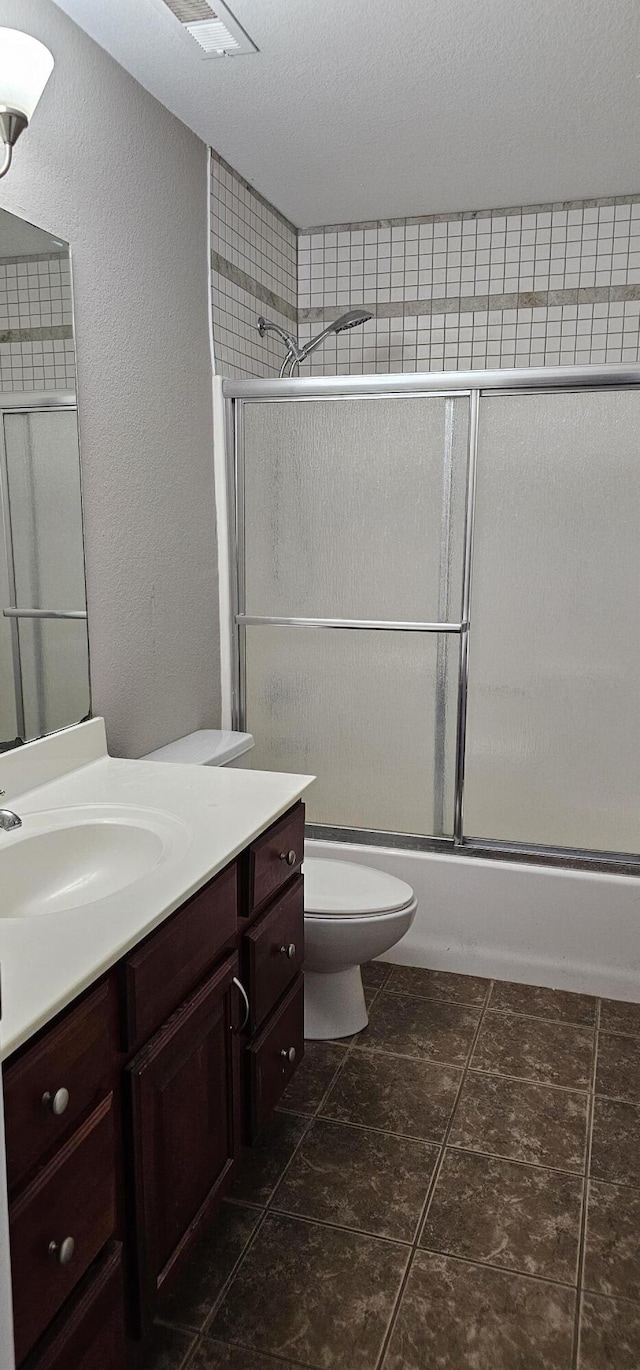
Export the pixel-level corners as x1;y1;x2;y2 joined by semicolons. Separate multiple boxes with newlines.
373;980;496;1370
570;997;600;1370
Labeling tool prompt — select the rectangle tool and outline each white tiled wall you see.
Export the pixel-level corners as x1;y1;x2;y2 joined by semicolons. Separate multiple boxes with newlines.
210;151;297;379
0;254;76;392
297;199;640;373
210;167;640;377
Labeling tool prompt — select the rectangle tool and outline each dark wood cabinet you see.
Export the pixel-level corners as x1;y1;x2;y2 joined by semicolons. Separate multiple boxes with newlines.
4;801;304;1364
246;976;305;1141
22;1244;126;1370
121;862;238;1052
10;1094;117;1363
244;875;304;1031
244;802;305;914
125;952;241;1329
4;978;118;1194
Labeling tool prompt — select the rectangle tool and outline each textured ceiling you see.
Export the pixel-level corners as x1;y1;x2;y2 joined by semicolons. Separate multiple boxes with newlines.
52;0;640;227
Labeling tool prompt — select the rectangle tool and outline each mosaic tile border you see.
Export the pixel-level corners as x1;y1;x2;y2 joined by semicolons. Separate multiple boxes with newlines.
211;250;297;323
299;283;640;325
0;324;73;343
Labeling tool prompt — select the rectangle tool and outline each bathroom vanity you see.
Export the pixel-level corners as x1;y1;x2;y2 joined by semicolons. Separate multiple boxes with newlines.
0;720;312;1367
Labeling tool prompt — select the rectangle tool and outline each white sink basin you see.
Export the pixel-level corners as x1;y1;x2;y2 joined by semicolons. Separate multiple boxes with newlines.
0;805;192;918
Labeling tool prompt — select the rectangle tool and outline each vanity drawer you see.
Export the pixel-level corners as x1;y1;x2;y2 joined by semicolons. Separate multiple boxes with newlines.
10;1092;117;1364
4;978;118;1194
121;859;238;1049
22;1242;126;1370
246;975;304;1140
244;876;304;1030
246;804;304;915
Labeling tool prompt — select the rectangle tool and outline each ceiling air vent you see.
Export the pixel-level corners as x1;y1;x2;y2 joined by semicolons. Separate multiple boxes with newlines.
161;0;258;57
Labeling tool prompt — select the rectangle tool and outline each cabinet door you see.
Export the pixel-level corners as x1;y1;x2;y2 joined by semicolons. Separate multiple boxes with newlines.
126;953;241;1329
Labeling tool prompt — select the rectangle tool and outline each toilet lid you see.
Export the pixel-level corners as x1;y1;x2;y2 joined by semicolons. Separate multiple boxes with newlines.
303;858;415;917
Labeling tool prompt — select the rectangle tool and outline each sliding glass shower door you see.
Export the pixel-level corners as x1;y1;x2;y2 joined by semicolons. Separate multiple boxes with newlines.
228;369;640;860
238;393;471;837
463;388;640;854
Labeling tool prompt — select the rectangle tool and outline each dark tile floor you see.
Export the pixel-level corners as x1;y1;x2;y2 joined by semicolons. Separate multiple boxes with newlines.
143;963;640;1370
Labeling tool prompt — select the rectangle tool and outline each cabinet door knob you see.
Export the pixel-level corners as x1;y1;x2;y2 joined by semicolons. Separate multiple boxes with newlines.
280;850;297;867
280;1046;296;1063
280;943;296;960
48;1236;75;1265
42;1087;70;1116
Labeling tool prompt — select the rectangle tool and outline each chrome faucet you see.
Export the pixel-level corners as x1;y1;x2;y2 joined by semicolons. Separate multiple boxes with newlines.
0;807;21;831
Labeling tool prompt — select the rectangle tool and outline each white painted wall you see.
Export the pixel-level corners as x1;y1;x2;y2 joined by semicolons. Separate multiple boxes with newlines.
307;838;640;1003
0;0;219;757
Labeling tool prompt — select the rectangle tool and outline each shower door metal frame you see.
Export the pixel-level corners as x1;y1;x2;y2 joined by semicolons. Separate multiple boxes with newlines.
223;363;640;868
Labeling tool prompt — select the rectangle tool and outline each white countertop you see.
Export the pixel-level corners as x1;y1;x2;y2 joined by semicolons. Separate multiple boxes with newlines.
0;721;314;1060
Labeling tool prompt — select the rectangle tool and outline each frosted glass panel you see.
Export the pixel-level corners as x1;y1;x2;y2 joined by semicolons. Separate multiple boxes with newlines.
243;396;469;621
2;409;89;742
4;410;85;613
465;390;640;852
244;626;457;835
18;618;90;739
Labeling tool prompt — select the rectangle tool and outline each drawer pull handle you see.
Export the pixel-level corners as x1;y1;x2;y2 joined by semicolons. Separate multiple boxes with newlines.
280;1046;296;1064
42;1087;70;1116
280;850;297;867
48;1236;75;1266
232;976;250;1033
280;943;296;960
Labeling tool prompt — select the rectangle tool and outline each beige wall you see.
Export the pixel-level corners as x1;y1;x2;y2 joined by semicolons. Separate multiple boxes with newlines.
0;0;219;756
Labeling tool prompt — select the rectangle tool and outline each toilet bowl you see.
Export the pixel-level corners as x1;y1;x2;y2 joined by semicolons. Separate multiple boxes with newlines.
141;732;416;1042
303;857;417;1040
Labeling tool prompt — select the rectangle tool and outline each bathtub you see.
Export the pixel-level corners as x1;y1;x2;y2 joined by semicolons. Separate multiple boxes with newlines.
306;838;640;1002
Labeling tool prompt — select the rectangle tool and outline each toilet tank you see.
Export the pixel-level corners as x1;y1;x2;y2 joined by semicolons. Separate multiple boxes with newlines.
142;729;254;768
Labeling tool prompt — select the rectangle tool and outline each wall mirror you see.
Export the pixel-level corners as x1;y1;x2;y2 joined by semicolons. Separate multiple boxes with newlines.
0;207;89;752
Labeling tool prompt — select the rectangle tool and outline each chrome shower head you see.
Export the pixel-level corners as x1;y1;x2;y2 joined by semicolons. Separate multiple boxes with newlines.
330;310;373;335
257;308;373;376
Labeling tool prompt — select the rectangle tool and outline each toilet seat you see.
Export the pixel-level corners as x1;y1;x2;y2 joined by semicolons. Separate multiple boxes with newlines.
303;857;415;918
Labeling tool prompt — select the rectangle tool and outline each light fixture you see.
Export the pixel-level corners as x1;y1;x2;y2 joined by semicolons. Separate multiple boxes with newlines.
0;29;54;179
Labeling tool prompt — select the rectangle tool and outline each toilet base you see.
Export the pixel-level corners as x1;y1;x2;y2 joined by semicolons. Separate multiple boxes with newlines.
304;965;368;1040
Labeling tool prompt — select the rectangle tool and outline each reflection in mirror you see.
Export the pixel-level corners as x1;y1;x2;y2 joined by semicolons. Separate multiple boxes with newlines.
0;208;89;751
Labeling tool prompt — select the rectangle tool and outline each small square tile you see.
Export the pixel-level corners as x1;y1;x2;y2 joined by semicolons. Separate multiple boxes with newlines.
161;1201;261;1331
595;1031;640;1102
273;1118;438;1241
231;1113;308;1206
420;1148;581;1282
471;1013;594;1090
450;1073;589;1172
209;1212;408;1369
578;1293;640;1369
385;965;490;1005
599;998;640;1037
383;1251;575;1370
591;1097;640;1185
278;1042;347;1116
489;980;595;1025
357;992;480;1065
322;1049;461;1142
583;1180;640;1299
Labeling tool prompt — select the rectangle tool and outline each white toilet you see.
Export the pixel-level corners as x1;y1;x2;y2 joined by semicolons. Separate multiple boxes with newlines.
142;730;417;1041
303;858;416;1039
